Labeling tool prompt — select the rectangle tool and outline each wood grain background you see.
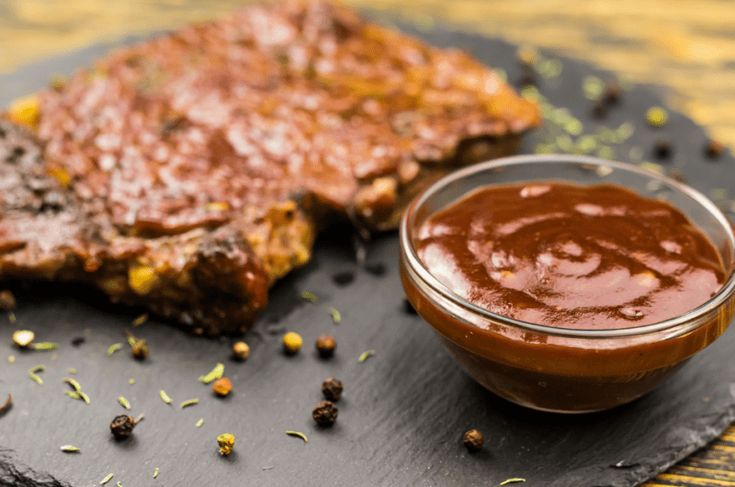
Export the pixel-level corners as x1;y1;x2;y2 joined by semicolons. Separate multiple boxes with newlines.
1;1;733;485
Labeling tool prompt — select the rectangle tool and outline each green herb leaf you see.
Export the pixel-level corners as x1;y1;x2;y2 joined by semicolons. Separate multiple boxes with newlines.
300;290;318;303
116;482;123;487
328;307;342;324
358;349;376;363
132;313;148;327
285;430;309;443
498;479;526;486
107;343;123;356
63;377;82;392
65;391;81;400
28;364;45;385
118;396;131;410
60;445;80;453
152;467;159;479
30;342;58;351
198;363;224;384
180;398;199;409
128;378;136;385
67;367;78;374
100;473;114;485
79;391;91;405
195;418;204;428
159;390;172;405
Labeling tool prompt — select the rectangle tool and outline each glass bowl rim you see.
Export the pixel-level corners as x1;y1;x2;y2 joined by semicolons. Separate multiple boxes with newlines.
400;154;735;338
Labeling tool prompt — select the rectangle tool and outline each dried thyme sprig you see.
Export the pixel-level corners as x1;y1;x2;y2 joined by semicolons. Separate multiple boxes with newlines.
118;396;131;410
107;343;123;356
328;307;342;324
358;349;375;363
28;365;45;385
285;430;308;444
60;445;80;453
159;390;172;405
198;363;224;384
180;398;199;409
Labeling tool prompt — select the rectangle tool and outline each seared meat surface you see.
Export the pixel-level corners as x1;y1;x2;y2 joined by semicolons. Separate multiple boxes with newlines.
1;1;539;334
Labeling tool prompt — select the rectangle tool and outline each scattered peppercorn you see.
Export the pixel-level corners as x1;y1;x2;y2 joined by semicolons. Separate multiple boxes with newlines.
364;262;386;276
653;139;673;159
463;428;484;452
321;377;343;402
212;377;233;397
600;81;621;105
705;139;726;159
315;335;337;359
0;290;16;311
231;341;250;362
217;433;236;456
12;329;34;348
130;338;149;361
312;400;339;427
110;415;137;440
70;336;86;347
332;270;355;286
645;106;668;128
282;331;303;355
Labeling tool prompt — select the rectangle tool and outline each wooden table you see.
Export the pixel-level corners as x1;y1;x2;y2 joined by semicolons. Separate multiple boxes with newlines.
1;1;733;485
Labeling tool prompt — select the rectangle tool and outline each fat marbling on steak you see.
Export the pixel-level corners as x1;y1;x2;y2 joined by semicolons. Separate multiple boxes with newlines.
1;1;539;335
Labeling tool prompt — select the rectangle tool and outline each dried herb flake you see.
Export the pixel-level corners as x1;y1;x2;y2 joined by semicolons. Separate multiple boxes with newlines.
60;445;80;453
100;473;114;485
132;313;148;327
118;396;131;410
198;363;224;384
195;418;204;428
498;479;526;486
107;343;123;356
329;307;342;324
28;365;45;385
358;349;376;363
159;390;172;405
285;430;309;443
153;467;159;479
300;290;318;303
180;398;199;409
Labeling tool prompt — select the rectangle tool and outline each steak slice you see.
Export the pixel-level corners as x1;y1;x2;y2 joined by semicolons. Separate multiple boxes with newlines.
1;1;539;334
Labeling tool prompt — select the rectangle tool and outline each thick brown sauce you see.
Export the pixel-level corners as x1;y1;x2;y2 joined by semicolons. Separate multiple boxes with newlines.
417;182;726;329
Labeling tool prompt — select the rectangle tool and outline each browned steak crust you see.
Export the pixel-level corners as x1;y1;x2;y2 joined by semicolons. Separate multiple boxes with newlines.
1;1;539;334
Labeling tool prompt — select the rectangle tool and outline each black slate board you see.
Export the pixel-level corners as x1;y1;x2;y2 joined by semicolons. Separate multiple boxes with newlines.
1;19;734;487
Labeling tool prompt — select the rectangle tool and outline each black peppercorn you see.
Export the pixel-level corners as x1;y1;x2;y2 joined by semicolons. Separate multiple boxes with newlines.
315;335;337;358
653;139;673;159
705;139;725;159
332;270;355;286
463;428;484;452
312;400;338;427
71;336;86;347
0;290;16;311
601;81;622;105
591;101;608;119
110;414;137;440
321;377;343;402
130;338;149;360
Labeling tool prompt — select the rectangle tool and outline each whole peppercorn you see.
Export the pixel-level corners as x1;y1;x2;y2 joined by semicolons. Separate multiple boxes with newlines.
463;429;484;453
130;338;149;361
231;341;250;361
312;400;339;427
705;139;725;159
217;433;236;456
282;331;303;355
0;290;16;311
321;377;343;402
110;414;137;440
653;139;673;159
212;377;233;397
315;335;336;358
12;329;34;348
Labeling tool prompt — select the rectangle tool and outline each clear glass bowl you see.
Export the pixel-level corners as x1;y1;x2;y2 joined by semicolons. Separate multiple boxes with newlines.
400;155;735;413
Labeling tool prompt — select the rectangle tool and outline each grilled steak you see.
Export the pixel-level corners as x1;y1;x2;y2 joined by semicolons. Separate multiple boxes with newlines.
1;1;539;335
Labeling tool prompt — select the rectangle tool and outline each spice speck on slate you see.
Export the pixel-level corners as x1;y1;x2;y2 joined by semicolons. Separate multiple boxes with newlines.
71;336;86;347
312;400;339;427
282;331;303;355
321;377;343;402
231;341;250;361
315;335;336;358
705;139;726;159
130;338;149;361
212;377;233;397
332;270;355;286
365;261;386;276
0;290;16;310
217;433;236;456
463;428;484;452
653;139;673;159
110;414;138;440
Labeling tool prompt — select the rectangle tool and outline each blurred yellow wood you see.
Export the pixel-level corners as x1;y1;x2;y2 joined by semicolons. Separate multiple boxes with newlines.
1;1;734;485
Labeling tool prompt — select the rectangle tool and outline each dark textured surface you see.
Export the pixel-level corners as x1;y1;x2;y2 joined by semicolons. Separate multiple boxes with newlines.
0;22;734;487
